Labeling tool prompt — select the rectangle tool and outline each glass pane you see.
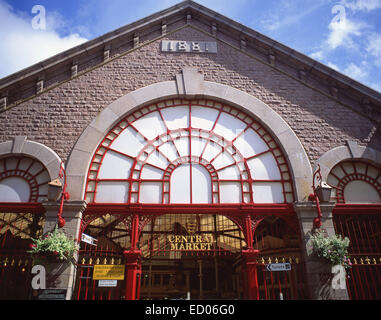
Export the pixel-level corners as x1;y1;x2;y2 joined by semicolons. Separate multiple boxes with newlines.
202;141;221;162
252;182;283;203
191;106;219;131
98;151;133;179
111;127;146;157
0;177;31;202
213;112;246;141
140;165;164;179
96;182;129;203
192;165;212;203
212;152;235;170
247;153;281;180
217;165;240;179
161;105;189;130
344;180;381;203
191;136;207;157
132;111;167;140
145;150;169;169
140;182;162;203
220;182;241;203
233;128;269;158
170;164;191;203
158;141;180;162
173;137;189;157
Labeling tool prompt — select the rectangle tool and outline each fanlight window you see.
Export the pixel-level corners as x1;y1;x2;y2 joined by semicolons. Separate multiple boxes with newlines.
0;156;50;203
327;160;381;203
85;99;294;204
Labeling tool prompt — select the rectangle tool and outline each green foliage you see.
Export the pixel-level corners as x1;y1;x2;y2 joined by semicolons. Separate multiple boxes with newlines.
311;232;351;269
29;227;79;261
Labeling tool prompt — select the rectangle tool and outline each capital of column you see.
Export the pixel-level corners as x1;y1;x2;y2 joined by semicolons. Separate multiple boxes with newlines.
294;201;337;235
42;200;87;219
293;201;336;218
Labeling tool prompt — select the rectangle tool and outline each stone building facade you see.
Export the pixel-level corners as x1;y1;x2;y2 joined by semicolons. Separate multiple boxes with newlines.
0;1;380;300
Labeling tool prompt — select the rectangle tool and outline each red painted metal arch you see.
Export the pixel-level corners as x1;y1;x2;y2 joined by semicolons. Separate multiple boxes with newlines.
85;98;296;205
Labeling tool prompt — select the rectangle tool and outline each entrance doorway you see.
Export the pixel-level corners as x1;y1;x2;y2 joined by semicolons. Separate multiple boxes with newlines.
140;255;241;300
139;213;246;300
74;211;307;300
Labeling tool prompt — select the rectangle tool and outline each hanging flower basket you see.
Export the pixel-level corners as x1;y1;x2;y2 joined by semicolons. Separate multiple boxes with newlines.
310;231;351;269
29;227;79;263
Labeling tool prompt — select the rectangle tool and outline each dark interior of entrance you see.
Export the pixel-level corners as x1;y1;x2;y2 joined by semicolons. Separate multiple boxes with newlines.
139;213;245;300
140;254;241;300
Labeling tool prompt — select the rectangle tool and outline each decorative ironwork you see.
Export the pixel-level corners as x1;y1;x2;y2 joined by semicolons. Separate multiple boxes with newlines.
85;98;295;205
0;156;50;203
333;212;381;299
57;161;70;228
327;160;381;203
309;164;323;229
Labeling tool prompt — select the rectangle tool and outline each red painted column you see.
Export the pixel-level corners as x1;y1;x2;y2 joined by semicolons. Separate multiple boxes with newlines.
124;214;141;300
124;249;142;300
242;249;260;300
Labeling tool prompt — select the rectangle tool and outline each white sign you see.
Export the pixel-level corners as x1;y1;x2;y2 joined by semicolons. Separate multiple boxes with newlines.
81;233;97;246
266;263;291;272
98;280;118;287
161;40;217;53
331;265;346;290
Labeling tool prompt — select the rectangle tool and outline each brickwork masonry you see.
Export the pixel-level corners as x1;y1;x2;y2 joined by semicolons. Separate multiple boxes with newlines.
0;27;379;167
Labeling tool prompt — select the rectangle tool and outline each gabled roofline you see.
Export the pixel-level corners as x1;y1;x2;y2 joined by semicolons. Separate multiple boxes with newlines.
0;0;380;108
0;0;193;89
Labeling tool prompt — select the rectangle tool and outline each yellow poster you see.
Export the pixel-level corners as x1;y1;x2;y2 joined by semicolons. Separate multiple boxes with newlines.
93;265;125;280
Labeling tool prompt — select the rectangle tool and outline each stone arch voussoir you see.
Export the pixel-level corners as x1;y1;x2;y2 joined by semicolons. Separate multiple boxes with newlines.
66;68;312;202
316;143;381;182
0;136;62;181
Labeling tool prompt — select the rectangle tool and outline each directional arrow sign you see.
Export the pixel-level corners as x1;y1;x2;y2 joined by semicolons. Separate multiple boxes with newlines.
266;263;291;272
81;233;97;246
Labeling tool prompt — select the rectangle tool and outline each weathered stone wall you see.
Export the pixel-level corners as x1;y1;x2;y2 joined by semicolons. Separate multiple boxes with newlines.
0;26;379;167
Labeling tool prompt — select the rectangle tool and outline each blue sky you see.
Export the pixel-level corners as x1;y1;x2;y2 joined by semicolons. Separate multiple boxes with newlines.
0;0;380;92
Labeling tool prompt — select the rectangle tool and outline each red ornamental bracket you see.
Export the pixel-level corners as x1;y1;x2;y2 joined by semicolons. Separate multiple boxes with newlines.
57;162;70;228
309;165;323;229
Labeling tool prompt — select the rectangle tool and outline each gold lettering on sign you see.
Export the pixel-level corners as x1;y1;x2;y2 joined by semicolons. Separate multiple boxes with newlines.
167;234;214;251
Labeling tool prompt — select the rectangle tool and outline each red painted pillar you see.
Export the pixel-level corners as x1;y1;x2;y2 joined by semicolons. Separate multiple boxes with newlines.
124;249;141;300
124;214;141;300
242;249;260;300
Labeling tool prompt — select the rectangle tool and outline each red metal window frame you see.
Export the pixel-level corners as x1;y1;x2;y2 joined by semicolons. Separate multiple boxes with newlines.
85;98;295;205
0;156;50;202
328;160;381;204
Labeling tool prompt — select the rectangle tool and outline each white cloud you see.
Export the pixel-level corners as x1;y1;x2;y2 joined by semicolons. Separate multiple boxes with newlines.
326;17;364;49
343;62;368;80
341;0;381;12
0;1;88;79
327;62;340;71
366;33;381;66
260;0;327;32
309;50;325;60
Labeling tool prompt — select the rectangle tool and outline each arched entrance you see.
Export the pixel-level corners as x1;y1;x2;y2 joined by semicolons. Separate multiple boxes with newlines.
72;94;309;300
0;149;60;299
252;216;307;299
74;210;307;300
